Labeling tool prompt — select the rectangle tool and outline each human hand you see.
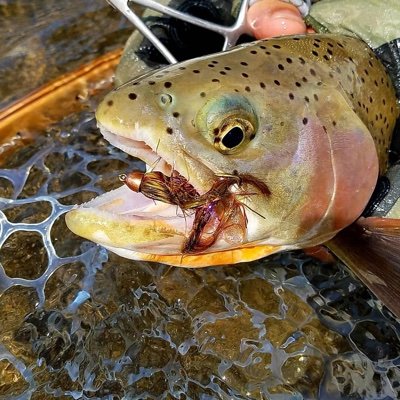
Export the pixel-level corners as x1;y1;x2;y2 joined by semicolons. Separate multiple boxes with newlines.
247;0;314;39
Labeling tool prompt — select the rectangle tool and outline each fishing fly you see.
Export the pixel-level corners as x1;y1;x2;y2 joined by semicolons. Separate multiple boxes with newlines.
121;170;270;252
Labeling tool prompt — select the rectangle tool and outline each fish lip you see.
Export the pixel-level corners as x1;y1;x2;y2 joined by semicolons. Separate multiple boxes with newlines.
97;122;216;195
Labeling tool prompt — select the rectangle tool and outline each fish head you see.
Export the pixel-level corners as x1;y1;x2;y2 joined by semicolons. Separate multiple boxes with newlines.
66;39;379;266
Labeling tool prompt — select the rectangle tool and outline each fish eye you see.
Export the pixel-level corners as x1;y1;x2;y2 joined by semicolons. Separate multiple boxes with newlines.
222;126;244;149
195;93;258;154
215;118;255;154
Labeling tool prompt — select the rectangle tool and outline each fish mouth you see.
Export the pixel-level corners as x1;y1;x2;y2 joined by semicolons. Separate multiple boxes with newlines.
65;122;220;262
98;123;214;194
65;122;284;266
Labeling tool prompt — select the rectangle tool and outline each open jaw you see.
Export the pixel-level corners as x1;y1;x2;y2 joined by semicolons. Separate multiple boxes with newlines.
65;124;283;267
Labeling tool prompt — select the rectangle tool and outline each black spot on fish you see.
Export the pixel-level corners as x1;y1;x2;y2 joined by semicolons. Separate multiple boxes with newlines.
164;82;172;88
148;81;155;85
313;42;320;48
192;70;200;74
224;66;231;71
178;67;185;71
212;79;220;83
295;82;301;87
213;128;219;135
332;120;337;126
302;77;308;83
299;57;305;65
212;60;218;64
314;94;319;101
304;96;310;103
289;93;294;100
241;61;248;66
273;44;281;49
250;50;257;54
208;64;215;68
310;68;316;76
166;127;173;134
173;112;180;118
303;118;308;125
107;100;113;106
128;93;137;100
312;50;319;57
220;71;227;75
200;92;206;97
286;57;293;64
265;51;271;55
242;73;249;78
278;64;284;71
327;48;333;56
260;82;266;89
274;80;280;86
245;86;251;92
260;45;266;49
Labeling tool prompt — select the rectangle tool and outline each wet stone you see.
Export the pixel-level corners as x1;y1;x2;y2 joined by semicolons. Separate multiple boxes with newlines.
132;371;168;398
3;200;52;223
58;190;98;205
44;152;83;174
94;174;125;192
16;310;77;371
195;309;260;363
1;140;46;169
44;262;85;309
180;348;220;387
265;317;297;348
187;286;227;317
0;286;38;335
301;318;349;355
0;177;14;198
0;359;28;397
93;253;153;307
281;355;324;397
134;337;176;370
48;171;91;193
239;277;280;315
18;165;48;199
156;268;203;306
87;326;126;360
279;290;314;324
329;353;387;399
350;320;400;361
0;231;48;280
87;158;130;175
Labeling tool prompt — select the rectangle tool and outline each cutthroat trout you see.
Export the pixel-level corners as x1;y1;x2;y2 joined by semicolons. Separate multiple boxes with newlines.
66;34;399;269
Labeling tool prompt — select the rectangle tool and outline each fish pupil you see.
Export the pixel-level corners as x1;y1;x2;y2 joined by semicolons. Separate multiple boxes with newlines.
222;127;244;149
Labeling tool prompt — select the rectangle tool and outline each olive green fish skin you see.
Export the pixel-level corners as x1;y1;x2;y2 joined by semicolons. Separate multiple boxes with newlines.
74;34;400;261
101;34;398;171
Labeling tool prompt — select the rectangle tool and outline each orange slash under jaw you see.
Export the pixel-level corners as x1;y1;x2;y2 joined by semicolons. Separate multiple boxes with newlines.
107;243;287;267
